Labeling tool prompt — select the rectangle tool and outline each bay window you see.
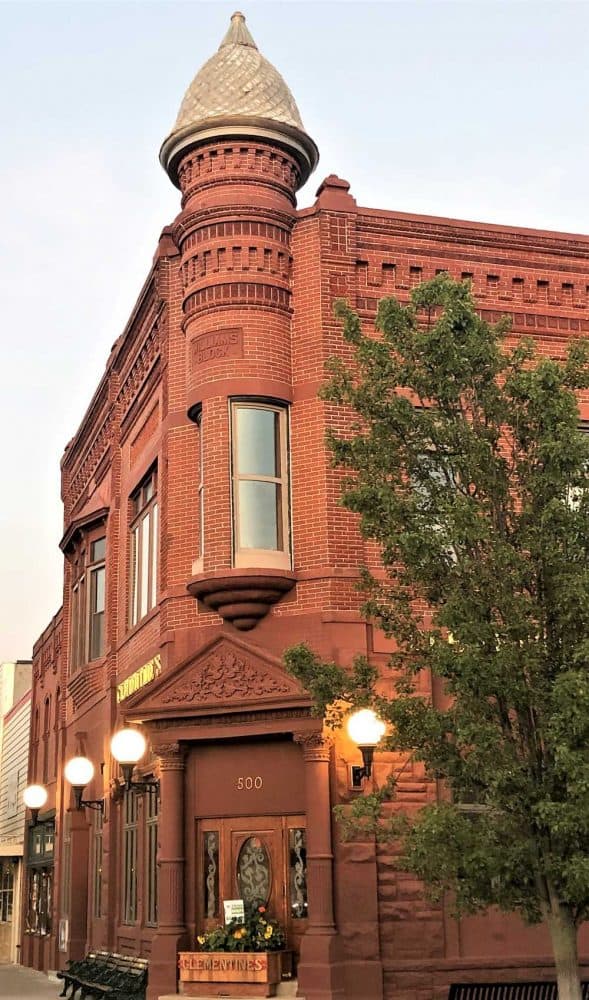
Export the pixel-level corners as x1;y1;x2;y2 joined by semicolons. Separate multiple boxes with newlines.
130;468;158;627
231;401;290;569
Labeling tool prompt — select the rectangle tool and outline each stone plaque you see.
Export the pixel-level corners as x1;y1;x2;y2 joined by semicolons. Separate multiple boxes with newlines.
191;328;243;366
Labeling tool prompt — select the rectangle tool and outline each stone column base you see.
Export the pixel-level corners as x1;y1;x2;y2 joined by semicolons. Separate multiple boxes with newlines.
148;930;189;1000
297;931;345;1000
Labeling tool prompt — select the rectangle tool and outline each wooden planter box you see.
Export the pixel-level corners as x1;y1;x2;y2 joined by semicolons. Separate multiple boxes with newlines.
179;950;282;998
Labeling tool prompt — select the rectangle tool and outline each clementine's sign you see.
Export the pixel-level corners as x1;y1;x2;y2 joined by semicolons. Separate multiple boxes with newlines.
179;953;268;974
116;655;161;703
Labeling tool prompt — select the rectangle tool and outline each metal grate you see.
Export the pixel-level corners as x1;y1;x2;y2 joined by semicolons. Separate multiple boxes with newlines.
449;983;589;1000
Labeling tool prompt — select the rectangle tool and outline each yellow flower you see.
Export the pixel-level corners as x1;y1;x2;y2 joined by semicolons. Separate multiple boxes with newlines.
197;936;205;945
264;926;273;939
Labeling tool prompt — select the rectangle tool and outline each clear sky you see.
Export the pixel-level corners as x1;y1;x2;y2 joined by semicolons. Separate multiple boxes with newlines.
1;0;589;660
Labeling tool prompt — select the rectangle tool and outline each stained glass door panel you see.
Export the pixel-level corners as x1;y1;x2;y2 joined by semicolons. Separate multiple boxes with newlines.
197;816;308;959
229;820;282;921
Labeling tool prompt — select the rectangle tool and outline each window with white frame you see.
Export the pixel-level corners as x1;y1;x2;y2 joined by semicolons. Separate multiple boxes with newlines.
130;468;158;628
231;402;290;569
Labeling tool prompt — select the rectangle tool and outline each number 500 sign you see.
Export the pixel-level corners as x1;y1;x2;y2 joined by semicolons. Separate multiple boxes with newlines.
236;775;263;790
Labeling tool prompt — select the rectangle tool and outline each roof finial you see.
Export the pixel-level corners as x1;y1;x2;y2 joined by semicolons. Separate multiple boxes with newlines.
219;11;257;49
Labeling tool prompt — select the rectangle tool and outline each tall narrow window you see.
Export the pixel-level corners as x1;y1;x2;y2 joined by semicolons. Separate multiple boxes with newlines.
92;809;103;919
70;534;106;670
61;813;71;924
122;791;138;923
197;413;204;560
42;697;51;785
88;537;106;660
130;469;158;628
70;555;86;671
53;688;60;779
231;402;290;569
145;787;159;926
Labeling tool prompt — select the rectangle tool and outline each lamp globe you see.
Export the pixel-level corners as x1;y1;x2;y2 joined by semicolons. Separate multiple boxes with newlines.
23;784;48;810
110;728;146;765
346;708;386;749
64;756;94;788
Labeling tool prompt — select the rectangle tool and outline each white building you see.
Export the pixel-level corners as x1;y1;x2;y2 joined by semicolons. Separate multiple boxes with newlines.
0;661;32;963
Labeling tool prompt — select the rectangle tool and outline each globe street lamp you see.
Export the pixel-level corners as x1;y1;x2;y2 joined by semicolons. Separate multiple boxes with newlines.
110;728;158;793
64;755;103;812
23;784;48;825
347;708;386;783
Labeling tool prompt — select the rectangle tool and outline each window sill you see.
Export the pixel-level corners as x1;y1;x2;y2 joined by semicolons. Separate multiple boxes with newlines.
187;567;296;631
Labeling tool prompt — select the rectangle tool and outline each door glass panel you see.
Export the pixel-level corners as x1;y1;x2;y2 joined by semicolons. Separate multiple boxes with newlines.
288;828;308;919
236;836;271;910
203;831;220;919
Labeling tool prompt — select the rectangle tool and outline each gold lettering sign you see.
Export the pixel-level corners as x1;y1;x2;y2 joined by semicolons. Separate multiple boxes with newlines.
116;655;162;703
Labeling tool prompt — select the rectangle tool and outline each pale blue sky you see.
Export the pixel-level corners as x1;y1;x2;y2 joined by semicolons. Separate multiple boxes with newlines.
1;0;589;659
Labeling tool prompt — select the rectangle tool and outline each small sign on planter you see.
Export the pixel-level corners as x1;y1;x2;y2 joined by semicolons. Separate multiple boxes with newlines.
223;899;245;924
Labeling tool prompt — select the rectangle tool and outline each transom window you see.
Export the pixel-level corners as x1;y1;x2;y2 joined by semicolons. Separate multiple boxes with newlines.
231;402;290;569
130;468;158;628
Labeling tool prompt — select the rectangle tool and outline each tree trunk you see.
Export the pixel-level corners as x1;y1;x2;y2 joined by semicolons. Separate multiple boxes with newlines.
544;896;582;1000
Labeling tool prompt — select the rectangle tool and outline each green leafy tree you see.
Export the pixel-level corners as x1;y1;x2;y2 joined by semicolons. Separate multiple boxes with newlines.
284;275;589;1000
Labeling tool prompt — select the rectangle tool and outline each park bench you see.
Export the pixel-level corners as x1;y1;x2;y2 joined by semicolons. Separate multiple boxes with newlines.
449;983;589;1000
57;952;148;1000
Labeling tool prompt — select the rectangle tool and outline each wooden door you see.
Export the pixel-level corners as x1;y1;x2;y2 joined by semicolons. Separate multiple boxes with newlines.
197;815;308;959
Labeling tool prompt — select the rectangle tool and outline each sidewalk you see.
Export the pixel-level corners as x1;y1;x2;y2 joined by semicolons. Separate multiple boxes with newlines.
0;964;58;1000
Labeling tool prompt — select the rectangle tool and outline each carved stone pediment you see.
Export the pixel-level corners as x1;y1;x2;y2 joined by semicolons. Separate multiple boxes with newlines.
121;634;309;722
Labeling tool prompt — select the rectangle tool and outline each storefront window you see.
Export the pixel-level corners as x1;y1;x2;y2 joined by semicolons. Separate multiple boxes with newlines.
26;820;55;936
0;862;14;923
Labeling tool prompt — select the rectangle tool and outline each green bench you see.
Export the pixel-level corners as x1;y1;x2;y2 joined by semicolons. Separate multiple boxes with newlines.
56;952;148;1000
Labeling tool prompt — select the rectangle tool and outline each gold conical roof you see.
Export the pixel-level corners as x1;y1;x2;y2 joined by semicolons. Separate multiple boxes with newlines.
160;12;318;188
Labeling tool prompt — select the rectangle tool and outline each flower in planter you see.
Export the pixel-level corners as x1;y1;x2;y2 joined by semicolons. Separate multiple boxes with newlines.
197;904;286;952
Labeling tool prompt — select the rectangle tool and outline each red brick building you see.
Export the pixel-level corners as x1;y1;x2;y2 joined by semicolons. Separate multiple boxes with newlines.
24;11;589;1000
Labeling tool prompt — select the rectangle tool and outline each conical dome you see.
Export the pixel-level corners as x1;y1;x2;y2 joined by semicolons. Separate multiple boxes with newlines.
160;12;318;188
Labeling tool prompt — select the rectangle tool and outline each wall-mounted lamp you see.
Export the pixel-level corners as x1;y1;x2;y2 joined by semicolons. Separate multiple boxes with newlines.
23;784;48;825
111;728;158;794
347;708;386;787
64;756;104;812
